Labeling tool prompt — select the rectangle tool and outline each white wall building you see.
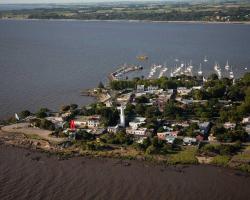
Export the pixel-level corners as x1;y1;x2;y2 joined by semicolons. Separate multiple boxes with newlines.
242;117;250;124
126;128;147;136
177;87;192;96
129;117;146;130
137;85;145;92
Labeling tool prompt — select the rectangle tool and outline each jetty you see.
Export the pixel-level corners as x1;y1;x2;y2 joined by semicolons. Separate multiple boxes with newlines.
108;64;143;81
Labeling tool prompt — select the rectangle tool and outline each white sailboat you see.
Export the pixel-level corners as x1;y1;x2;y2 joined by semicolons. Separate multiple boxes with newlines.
170;68;174;77
225;60;230;71
214;62;219;71
158;67;168;78
229;66;234;79
198;64;203;76
204;56;208;62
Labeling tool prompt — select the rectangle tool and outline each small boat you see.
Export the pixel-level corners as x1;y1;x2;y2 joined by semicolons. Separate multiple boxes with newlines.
225;60;230;71
204;56;208;62
137;55;148;61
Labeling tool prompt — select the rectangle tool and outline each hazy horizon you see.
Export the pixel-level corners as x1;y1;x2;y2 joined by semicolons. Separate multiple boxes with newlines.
0;0;192;5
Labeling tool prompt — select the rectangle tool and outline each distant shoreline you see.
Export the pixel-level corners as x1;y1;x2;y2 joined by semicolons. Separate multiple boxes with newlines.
1;18;250;25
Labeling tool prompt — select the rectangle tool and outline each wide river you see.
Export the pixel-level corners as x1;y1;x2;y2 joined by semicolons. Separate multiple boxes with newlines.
0;20;250;119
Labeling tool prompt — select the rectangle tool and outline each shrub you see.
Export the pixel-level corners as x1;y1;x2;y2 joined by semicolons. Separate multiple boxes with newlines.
19;110;31;119
211;155;231;167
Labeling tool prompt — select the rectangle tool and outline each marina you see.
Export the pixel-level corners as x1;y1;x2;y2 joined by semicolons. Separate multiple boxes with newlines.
111;56;244;81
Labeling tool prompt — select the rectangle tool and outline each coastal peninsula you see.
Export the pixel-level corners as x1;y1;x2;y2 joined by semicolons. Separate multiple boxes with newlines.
1;62;250;173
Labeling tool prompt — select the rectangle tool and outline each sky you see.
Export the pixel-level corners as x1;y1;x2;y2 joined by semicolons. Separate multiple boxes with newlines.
0;0;165;4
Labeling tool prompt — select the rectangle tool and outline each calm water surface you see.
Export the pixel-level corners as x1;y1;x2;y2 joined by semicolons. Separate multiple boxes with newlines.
0;20;250;119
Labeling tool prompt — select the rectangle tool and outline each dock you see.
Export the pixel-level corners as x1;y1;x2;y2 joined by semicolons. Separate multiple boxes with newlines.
108;64;143;81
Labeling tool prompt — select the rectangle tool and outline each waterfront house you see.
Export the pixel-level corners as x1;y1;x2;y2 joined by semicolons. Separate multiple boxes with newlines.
61;111;72;119
87;116;101;128
74;115;100;129
45;116;64;128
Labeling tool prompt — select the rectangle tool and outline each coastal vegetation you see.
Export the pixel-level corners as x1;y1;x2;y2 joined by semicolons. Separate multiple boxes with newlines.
1;2;250;22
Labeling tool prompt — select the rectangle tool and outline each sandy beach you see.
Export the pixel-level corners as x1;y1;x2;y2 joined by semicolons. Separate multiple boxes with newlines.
0;144;250;200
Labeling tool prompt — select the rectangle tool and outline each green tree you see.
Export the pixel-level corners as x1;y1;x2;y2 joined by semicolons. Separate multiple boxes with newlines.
61;105;70;112
98;81;105;89
19;110;31;119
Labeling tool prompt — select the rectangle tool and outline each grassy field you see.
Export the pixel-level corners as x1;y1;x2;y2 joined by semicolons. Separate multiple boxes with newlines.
167;147;198;165
211;155;231;167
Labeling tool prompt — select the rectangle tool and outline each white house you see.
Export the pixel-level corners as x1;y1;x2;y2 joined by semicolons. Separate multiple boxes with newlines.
198;122;211;135
147;85;159;93
192;86;203;90
157;131;178;140
242;117;250;124
74;115;100;129
183;137;197;145
245;124;250;134
166;136;176;144
107;125;120;134
224;122;236;130
177;87;192;96
126;128;147;136
45;116;64;128
129;117;146;130
137;85;145;92
88;116;100;128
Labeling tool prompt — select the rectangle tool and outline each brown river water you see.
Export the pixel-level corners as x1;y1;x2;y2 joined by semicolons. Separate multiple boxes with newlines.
0;144;250;200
